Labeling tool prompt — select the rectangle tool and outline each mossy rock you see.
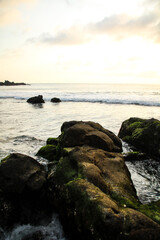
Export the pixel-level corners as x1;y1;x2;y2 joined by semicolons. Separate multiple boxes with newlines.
119;118;160;158
0;155;10;164
46;137;59;145
50;177;124;239
53;156;80;184
47;121;160;239
36;144;57;161
111;192;160;225
139;200;160;224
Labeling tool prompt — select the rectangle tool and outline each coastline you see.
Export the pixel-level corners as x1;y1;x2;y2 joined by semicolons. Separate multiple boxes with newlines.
0;80;28;86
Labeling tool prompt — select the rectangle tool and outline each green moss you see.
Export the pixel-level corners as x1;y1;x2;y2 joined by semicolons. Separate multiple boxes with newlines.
127;151;140;155
36;144;57;161
129;122;144;130
65;179;106;239
132;128;144;138
63;148;74;153
111;191;160;224
0;155;10;164
54;156;79;184
47;137;59;145
138;201;160;224
123;135;132;142
111;192;139;209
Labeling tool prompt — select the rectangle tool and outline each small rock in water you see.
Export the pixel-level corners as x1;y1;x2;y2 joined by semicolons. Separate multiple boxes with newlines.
51;97;61;103
27;95;45;104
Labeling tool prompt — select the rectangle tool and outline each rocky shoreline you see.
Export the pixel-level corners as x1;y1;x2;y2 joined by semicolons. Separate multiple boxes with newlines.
0;119;160;240
0;80;28;86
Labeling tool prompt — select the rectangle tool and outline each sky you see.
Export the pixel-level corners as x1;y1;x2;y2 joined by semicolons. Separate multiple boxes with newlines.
0;0;160;84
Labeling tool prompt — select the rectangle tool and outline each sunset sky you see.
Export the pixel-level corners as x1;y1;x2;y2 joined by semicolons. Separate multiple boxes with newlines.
0;0;160;84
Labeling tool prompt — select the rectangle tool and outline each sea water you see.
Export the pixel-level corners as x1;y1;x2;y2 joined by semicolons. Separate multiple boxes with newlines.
0;83;160;239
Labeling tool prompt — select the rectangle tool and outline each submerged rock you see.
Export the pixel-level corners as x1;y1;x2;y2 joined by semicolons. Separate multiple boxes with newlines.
118;117;160;159
27;95;45;104
45;121;160;240
51;97;61;103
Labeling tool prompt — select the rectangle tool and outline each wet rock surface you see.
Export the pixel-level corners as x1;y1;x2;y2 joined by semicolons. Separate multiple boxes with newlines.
45;121;160;240
0;153;50;229
1;121;160;239
118;117;160;159
0;153;46;194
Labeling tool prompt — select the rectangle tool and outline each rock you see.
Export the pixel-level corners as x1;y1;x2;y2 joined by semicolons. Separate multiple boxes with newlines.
46;137;59;145
0;228;5;240
61;121;122;152
0;153;51;229
0;80;27;86
0;153;46;194
36;145;57;161
27;95;45;104
124;151;147;161
0;193;17;229
45;121;160;240
51;97;61;103
118;118;160;159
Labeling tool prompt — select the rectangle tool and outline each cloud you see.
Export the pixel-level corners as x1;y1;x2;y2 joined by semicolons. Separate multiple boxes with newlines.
27;0;160;46
28;26;91;46
89;10;160;42
0;0;37;26
29;9;160;46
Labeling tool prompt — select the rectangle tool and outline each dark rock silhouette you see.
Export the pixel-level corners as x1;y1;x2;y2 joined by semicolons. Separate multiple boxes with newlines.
27;95;45;104
51;97;61;103
0;153;49;229
0;153;46;194
0;80;27;86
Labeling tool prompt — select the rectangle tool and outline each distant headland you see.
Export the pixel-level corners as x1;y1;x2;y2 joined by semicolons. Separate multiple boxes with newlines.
0;80;28;86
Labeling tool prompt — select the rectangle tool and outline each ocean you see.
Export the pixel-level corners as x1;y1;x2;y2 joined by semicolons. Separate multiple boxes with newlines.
0;83;160;239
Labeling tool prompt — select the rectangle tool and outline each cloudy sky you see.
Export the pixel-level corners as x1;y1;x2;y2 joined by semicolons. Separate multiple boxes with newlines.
0;0;160;84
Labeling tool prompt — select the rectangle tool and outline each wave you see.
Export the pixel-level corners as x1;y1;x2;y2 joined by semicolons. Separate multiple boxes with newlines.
61;99;160;107
0;95;160;107
3;213;66;240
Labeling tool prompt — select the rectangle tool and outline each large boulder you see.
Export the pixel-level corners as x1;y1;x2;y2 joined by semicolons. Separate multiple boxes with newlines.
0;153;49;229
0;153;46;194
0;193;17;229
61;121;122;152
45;121;160;240
27;95;45;104
118;118;160;158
